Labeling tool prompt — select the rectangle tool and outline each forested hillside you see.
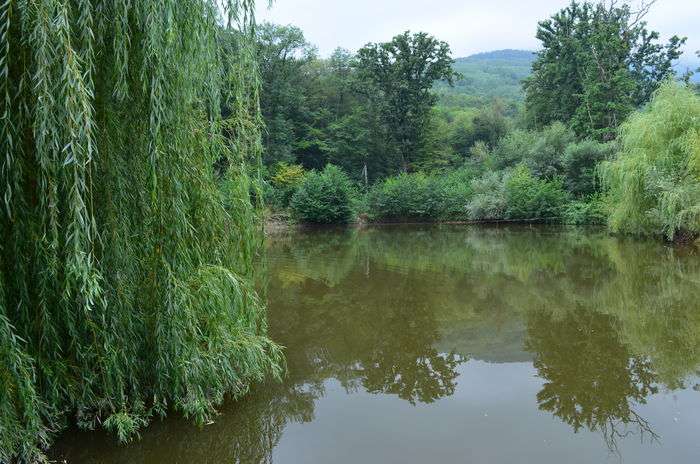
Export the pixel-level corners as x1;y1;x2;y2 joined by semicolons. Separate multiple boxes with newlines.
436;49;536;108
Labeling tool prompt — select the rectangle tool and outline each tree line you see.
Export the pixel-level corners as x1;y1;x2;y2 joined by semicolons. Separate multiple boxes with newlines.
260;1;700;242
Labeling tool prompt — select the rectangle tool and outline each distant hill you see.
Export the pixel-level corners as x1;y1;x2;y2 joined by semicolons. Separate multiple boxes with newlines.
436;48;699;109
435;49;535;108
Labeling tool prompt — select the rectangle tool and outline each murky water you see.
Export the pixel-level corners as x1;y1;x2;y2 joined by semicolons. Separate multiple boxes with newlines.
52;225;700;463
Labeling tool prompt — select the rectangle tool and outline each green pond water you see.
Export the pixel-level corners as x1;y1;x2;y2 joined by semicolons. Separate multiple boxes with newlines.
52;225;700;463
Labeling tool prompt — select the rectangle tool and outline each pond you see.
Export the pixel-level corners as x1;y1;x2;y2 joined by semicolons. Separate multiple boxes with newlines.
52;225;700;463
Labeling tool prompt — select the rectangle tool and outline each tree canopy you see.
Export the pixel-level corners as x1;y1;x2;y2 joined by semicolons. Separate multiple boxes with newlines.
524;0;685;141
357;31;460;172
1;1;281;461
600;82;700;241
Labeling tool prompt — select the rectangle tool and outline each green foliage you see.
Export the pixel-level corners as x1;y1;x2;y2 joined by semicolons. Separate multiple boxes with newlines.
438;167;482;220
562;139;616;197
504;166;570;220
268;163;306;209
368;173;440;221
256;23;317;166
471;102;510;149
466;171;508;221
442;108;478;156
291;165;356;224
525;0;685;140
562;195;609;225
490;129;538;170
1;1;282;461
435;50;535;108
367;164;569;224
600;82;700;240
489;122;575;178
357;31;460;172
367;166;479;222
525;122;576;178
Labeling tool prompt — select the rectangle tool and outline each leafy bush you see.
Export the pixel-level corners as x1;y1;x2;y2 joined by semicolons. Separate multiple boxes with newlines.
562;195;609;225
563;140;615;197
490;122;574;177
438;166;480;220
367;166;479;222
467;171;508;220
491;129;537;170
525;122;576;178
367;173;441;221
600;82;700;240
291;165;356;223
267;163;306;209
504;165;569;220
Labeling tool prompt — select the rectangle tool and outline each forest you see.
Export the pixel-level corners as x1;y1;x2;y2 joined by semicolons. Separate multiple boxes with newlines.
260;2;700;242
1;0;699;462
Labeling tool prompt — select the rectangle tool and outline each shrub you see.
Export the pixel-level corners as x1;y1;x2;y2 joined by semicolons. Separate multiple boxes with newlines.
367;173;440;221
562;140;616;197
290;165;356;223
367;166;479;222
600;82;700;240
491;129;537;170
438;166;480;220
504;165;569;220
562;195;609;225
268;163;306;209
525;122;576;178
467;171;508;221
490;122;575;178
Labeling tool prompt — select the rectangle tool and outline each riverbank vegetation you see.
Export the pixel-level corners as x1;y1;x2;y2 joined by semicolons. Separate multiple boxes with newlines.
1;1;282;461
260;1;699;241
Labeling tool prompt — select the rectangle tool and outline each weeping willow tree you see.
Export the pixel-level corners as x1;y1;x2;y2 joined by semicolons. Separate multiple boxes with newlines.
0;0;283;461
601;82;700;241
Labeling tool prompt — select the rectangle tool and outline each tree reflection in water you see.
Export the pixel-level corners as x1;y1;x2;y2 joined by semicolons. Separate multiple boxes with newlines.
50;226;700;464
525;309;660;453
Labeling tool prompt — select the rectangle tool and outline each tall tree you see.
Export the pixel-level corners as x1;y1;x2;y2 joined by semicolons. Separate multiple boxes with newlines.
1;1;281;461
524;0;685;141
256;23;317;166
357;31;459;172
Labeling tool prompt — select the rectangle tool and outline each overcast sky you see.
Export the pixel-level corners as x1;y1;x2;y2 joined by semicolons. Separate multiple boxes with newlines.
256;0;699;61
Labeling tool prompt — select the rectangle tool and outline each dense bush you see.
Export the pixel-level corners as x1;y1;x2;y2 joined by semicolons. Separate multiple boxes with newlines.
563;140;615;197
367;173;442;221
466;171;508;220
525;122;576;178
367;164;570;224
504;165;569;220
490;129;537;170
489;122;574;178
562;195;609;225
367;166;479;221
267;163;306;209
438;166;480;220
600;82;700;241
291;165;356;223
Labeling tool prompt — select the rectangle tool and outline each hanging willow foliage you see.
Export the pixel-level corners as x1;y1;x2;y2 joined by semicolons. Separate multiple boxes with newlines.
0;0;282;461
600;82;700;241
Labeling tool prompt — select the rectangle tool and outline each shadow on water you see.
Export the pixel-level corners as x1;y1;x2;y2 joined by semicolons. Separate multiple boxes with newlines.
51;225;700;463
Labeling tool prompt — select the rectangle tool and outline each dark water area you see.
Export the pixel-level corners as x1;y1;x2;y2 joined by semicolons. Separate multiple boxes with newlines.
51;225;700;463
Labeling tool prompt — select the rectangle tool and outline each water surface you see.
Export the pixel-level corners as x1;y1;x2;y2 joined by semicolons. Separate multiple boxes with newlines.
52;225;700;463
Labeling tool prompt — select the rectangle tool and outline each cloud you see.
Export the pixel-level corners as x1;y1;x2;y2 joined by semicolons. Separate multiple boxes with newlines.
256;0;699;59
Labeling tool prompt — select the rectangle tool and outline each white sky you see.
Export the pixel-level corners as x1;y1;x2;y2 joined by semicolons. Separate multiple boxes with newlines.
256;0;699;60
